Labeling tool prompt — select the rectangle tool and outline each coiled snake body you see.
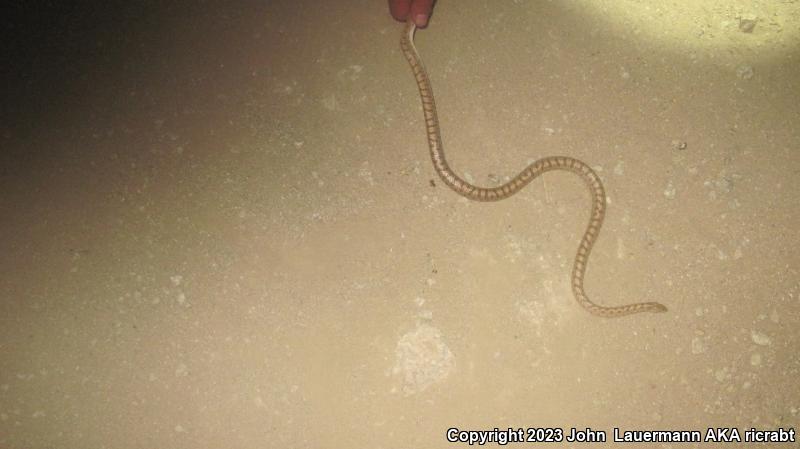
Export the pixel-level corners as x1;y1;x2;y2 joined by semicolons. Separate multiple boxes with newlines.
401;20;667;318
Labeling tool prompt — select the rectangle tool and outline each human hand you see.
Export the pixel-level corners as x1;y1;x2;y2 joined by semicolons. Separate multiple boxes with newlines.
388;0;435;28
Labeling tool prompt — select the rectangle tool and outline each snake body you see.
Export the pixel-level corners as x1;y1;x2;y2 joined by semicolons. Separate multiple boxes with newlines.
401;20;667;318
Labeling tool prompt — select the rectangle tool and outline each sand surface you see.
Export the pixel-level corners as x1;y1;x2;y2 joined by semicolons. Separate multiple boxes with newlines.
1;1;798;447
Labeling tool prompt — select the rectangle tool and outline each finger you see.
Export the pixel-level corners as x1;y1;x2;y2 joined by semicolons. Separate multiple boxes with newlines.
409;0;435;27
388;0;411;22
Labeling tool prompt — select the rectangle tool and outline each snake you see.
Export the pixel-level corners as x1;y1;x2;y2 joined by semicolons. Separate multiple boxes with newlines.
401;20;667;318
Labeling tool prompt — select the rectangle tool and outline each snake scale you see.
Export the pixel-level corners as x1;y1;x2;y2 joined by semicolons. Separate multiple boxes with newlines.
401;20;667;318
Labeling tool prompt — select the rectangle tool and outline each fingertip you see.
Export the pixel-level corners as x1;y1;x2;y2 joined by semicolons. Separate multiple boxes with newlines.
389;0;411;22
409;0;433;27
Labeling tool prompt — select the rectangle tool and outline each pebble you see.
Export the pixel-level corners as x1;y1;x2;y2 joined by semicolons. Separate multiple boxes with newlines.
736;65;754;80
671;140;687;151
738;17;757;33
663;181;676;199
464;172;474;183
750;330;771;346
691;336;706;354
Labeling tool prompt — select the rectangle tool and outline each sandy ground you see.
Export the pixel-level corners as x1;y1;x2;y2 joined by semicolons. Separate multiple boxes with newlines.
1;1;799;448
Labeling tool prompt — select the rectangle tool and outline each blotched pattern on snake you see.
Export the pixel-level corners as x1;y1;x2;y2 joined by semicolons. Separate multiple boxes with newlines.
400;20;667;318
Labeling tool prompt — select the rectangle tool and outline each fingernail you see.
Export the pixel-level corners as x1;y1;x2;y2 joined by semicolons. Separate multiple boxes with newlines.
415;14;428;27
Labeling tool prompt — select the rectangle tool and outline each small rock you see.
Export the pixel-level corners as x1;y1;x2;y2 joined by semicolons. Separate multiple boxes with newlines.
714;367;730;382
691;337;706;354
715;177;733;193
738;17;757;33
671;140;688;151
736;65;754;80
750;330;771;346
464;172;474;183
175;363;188;377
663;181;676;199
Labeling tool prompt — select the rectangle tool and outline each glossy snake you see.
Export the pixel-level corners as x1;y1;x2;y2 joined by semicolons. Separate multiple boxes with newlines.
401;20;667;317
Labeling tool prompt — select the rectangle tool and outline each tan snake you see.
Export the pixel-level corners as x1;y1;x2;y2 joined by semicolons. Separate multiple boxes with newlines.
401;20;667;318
